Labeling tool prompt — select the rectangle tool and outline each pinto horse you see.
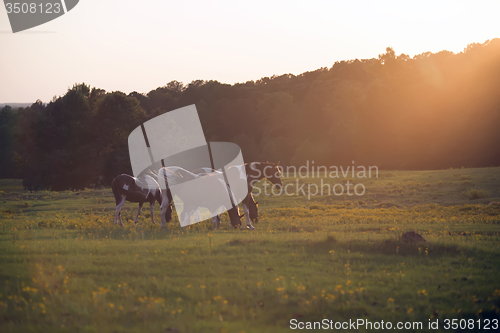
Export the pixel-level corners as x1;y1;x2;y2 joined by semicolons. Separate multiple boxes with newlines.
157;166;244;230
195;162;281;230
194;167;258;229
240;162;281;229
111;174;167;226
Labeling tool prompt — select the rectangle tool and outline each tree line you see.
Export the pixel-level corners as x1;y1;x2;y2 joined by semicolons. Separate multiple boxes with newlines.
1;39;499;190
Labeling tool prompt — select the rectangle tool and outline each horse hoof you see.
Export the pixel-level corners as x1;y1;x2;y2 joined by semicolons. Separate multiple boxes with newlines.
247;225;255;230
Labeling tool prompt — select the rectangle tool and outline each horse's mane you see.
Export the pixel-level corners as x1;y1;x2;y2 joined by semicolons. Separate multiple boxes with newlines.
153;166;215;187
134;174;161;190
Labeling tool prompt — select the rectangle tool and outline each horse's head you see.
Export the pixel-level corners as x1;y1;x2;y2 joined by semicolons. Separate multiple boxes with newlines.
164;203;173;223
155;190;172;222
249;200;259;223
162;188;173;223
227;206;244;228
155;189;163;205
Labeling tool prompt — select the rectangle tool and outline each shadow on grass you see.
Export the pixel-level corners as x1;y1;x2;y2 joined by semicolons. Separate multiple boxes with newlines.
272;226;322;233
302;235;494;258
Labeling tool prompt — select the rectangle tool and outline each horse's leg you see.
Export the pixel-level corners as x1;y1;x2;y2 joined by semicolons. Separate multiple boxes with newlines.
150;202;156;225
116;195;126;226
242;202;254;230
211;216;218;229
179;202;195;227
160;198;168;230
210;212;221;230
134;202;143;224
180;208;190;226
114;203;120;224
194;208;201;222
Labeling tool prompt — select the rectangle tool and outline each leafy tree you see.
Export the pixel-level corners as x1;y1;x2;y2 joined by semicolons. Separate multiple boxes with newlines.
5;38;500;190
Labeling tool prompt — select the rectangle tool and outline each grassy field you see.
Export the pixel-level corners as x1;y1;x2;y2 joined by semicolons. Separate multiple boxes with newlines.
1;167;500;332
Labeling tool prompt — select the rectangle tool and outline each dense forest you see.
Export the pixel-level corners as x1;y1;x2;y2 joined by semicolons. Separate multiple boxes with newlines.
1;39;500;190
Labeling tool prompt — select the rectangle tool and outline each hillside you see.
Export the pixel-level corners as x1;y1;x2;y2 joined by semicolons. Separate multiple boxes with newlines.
1;39;500;189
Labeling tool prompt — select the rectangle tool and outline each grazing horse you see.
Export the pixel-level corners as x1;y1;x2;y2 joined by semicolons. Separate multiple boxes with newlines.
194;162;281;230
193;167;258;229
111;174;166;226
244;193;259;223
157;166;244;230
238;162;281;229
193;167;249;230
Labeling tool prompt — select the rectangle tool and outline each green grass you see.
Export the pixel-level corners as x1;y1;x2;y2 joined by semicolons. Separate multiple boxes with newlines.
1;167;500;332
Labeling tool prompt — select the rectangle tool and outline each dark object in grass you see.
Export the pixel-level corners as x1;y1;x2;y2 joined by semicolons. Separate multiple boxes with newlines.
401;231;426;243
165;328;180;333
448;232;469;236
326;234;337;243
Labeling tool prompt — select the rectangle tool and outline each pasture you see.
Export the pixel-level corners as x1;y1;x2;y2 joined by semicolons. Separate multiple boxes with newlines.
1;167;500;332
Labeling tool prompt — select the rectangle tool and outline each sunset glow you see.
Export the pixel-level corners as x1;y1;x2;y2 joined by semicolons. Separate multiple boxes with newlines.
1;0;499;102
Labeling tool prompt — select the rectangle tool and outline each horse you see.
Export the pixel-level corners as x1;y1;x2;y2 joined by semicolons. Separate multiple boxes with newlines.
235;162;281;229
194;167;259;229
194;162;281;230
156;166;244;230
244;193;259;223
111;174;167;226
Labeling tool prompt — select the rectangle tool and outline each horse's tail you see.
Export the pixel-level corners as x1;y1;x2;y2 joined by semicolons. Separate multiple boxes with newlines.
111;176;122;206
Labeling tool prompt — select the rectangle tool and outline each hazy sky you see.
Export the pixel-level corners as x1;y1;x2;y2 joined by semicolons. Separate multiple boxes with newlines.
1;0;499;103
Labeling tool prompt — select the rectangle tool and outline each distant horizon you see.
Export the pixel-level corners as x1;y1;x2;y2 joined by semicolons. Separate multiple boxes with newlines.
0;103;32;107
1;38;497;105
2;0;499;104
